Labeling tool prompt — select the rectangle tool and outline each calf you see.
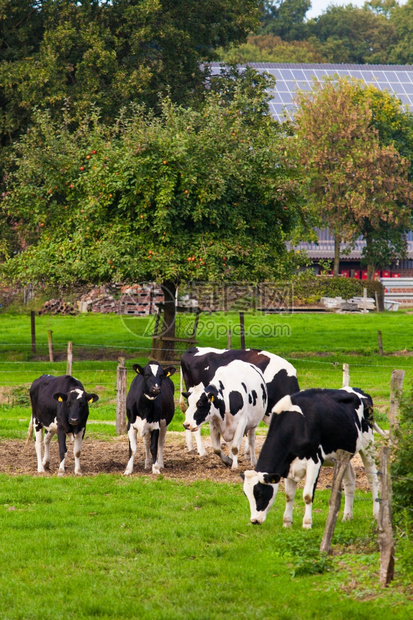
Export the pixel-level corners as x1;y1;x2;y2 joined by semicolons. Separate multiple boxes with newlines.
183;360;268;470
180;347;299;456
26;374;99;475
124;362;176;476
242;387;379;528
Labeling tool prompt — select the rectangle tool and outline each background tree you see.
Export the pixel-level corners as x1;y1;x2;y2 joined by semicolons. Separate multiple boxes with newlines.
217;33;327;64
306;5;397;64
290;76;413;277
0;0;260;159
2;78;303;352
260;0;311;40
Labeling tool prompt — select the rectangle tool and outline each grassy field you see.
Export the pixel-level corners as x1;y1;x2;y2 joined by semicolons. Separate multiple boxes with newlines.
1;310;412;436
0;310;412;618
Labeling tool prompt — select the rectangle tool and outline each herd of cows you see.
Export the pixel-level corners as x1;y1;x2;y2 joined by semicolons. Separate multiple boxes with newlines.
25;346;382;528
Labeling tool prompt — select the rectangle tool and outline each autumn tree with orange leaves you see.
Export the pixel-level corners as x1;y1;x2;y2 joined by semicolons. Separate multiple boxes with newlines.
291;76;413;278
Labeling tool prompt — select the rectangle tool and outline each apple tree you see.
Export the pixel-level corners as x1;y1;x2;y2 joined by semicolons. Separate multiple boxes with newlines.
2;80;303;351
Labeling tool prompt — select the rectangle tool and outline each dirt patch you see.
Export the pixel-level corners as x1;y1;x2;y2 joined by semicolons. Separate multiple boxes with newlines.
0;433;370;491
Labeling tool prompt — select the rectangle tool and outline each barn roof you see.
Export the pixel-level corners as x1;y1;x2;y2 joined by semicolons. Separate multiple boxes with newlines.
209;62;413;122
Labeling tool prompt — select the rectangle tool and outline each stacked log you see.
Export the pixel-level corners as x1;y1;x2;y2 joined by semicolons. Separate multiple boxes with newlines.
39;299;76;315
77;284;164;315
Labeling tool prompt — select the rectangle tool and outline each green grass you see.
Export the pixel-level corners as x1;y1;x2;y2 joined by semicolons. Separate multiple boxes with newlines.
1;311;412;617
1;311;412;437
0;475;412;620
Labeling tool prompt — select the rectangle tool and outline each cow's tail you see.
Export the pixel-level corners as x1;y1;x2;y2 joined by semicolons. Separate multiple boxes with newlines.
179;366;187;413
24;416;34;449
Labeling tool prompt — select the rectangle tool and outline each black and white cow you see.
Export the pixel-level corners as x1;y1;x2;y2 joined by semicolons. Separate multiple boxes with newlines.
26;374;99;475
180;347;299;455
124;362;176;476
183;360;268;470
242;387;379;528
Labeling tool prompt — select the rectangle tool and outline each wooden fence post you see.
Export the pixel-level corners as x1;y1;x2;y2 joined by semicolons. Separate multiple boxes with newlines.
47;329;54;362
116;357;127;435
378;331;384;356
320;449;352;554
31;311;36;354
389;369;405;430
239;312;245;349
66;341;73;376
227;328;232;349
342;363;350;387
378;446;395;586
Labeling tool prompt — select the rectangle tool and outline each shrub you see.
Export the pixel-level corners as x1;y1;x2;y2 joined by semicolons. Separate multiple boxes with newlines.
392;392;413;539
290;273;384;306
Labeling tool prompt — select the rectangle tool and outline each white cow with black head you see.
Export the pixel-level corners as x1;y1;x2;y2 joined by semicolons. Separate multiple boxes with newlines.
242;387;379;529
180;346;299;456
183;359;268;470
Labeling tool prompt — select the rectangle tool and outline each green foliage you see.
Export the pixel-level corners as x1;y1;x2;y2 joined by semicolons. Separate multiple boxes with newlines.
271;530;334;576
392;391;413;539
291;76;413;276
260;0;311;41
0;0;260;147
218;34;328;64
2;85;303;287
307;5;397;64
291;273;384;305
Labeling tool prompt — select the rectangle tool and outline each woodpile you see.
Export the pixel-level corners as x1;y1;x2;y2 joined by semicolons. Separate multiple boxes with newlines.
77;284;164;315
39;298;76;315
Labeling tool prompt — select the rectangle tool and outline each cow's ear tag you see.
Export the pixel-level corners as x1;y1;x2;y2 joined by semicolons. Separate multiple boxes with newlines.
58;396;63;402
166;371;171;377
210;395;214;402
88;397;94;403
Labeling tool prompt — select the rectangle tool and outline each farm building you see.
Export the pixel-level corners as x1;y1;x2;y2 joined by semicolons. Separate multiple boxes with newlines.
210;62;413;283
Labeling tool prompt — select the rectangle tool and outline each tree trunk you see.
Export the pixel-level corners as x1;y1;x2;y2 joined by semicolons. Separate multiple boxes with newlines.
333;234;341;276
161;280;177;362
364;227;376;281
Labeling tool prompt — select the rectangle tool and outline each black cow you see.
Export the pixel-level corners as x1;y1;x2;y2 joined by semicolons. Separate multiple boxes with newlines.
124;362;176;476
242;387;379;528
180;347;299;455
26;374;99;475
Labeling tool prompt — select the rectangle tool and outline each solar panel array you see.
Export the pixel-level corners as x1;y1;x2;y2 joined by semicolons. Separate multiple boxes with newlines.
210;62;413;121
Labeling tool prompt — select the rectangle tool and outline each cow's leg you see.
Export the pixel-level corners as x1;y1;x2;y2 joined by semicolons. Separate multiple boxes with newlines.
283;476;298;527
153;425;167;474
229;420;250;471
34;423;45;473
302;459;322;529
284;458;307;527
185;428;196;453
57;428;68;476
246;428;256;467
142;432;152;469
186;428;206;457
359;446;380;520
124;426;138;475
342;461;356;521
210;426;232;467
43;428;54;470
242;434;250;459
73;429;85;476
193;428;206;457
150;429;160;475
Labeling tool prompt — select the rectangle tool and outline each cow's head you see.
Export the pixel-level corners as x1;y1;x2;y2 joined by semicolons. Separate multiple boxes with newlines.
133;362;176;399
182;384;223;431
241;470;281;525
53;388;99;426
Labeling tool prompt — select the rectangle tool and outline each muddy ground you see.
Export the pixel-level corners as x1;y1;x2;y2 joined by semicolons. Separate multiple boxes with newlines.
0;433;370;492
